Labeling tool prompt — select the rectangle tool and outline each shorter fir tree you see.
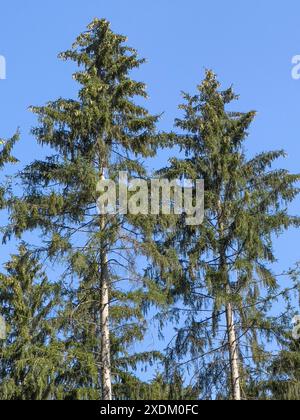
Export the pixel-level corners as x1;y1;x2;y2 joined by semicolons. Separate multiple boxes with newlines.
152;70;300;400
0;245;66;400
264;338;300;400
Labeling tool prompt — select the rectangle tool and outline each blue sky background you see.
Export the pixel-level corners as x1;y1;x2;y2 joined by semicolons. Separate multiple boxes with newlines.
0;0;299;379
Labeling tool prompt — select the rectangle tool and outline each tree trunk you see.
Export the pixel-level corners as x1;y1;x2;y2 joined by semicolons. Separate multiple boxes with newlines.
217;200;241;400
100;172;112;401
226;291;241;401
100;253;112;400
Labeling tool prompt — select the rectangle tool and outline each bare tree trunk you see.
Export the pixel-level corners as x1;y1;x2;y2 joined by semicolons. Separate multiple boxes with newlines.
226;289;241;401
100;252;112;400
217;200;241;400
100;172;112;401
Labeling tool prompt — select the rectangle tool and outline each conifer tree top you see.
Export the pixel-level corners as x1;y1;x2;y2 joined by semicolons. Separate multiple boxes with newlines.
29;19;159;162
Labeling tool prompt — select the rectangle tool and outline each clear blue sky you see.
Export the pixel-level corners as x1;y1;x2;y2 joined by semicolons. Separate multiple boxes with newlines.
0;1;299;349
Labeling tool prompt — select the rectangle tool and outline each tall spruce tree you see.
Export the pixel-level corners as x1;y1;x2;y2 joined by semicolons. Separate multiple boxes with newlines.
7;19;164;400
153;70;300;400
0;245;65;400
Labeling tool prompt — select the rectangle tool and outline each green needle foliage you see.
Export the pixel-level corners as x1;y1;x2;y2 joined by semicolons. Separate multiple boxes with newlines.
153;70;300;400
263;338;300;400
60;253;162;400
0;134;18;169
0;133;18;212
7;19;164;399
114;372;199;400
0;245;65;400
245;336;300;401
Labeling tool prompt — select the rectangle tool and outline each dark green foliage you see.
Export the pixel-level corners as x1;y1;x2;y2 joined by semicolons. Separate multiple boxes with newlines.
114;373;199;400
60;256;162;400
0;246;65;400
0;134;18;170
263;338;300;400
0;133;18;211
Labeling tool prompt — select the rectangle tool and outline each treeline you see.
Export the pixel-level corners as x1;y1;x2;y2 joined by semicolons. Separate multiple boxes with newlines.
0;19;299;401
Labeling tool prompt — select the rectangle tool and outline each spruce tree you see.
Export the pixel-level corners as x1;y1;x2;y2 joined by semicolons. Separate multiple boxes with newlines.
8;19;163;400
0;245;65;400
263;338;300;400
245;338;300;401
246;284;300;401
154;70;300;400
